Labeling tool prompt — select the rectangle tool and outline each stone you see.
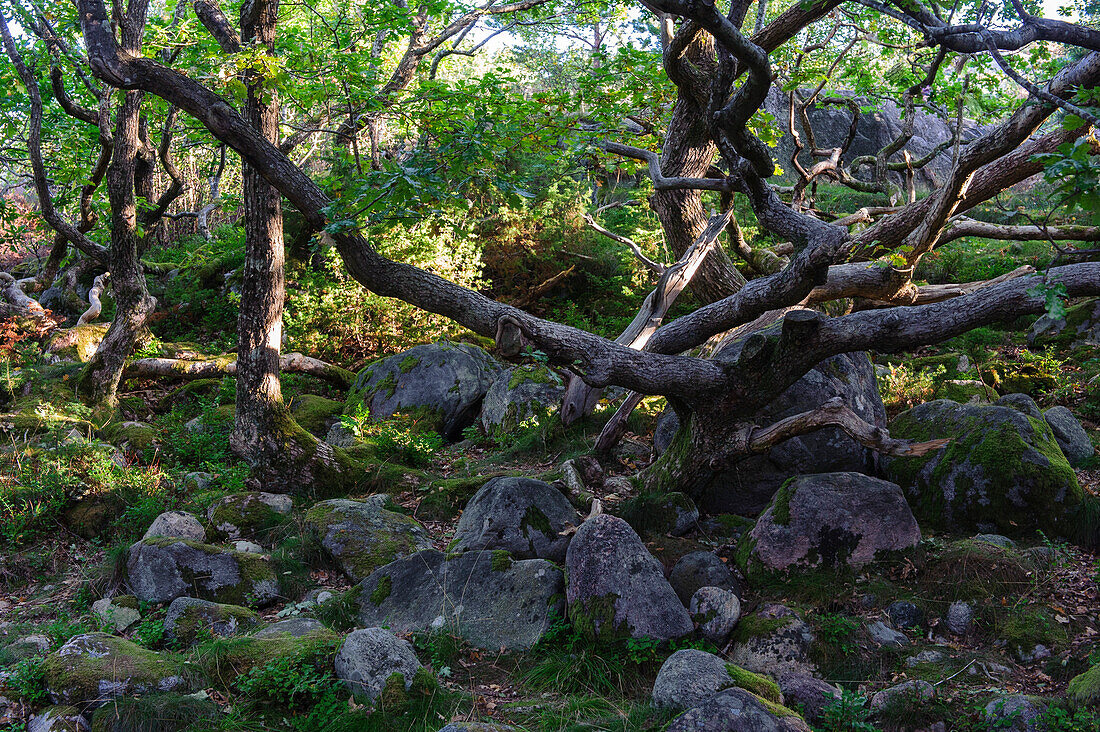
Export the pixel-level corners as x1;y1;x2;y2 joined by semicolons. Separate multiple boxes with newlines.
742;473;920;576
143;512;205;542
656;350;886;516
288;394;345;437
102;422;156;450
886;399;1082;536
356;549;564;651
45;324;109;362
668;552;739;608
886;601;923;629
253;618;326;638
87;693;220;732
304;496;433;583
983;695;1046;732
334;628;422;703
972;534;1016;549
565;515;692;641
233;541;264;554
690;587;742;645
995;393;1043;419
935;379;993;404
126;538;280;606
451;476;580;562
42;633;191;709
91;599;141;633
1067;663;1100;705
205;492;293;542
1016;644;1051;663
905;649;947;668
728;604;816;677
163;598;260;646
1044;406;1095;466
667;687;811;732
479;365;565;435
4;634;51;660
617;492;699;537
27;706;88;732
346;342;503;440
869;680;934;712
1028;298;1100;348
180;472;214;492
944;601;973;635
865;621;908;648
776;673;840;722
652;649;735;710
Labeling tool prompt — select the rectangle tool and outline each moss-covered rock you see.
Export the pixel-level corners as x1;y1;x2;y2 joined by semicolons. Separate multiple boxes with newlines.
189;627;340;689
614;491;699;537
89;693;221;732
304;496;433;582
125;538;280;607
205;492;292;542
479;365;565;436
1068;663;1100;706
63;493;127;540
985;362;1059;397
43;633;194;709
1028;298;1100;348
163;598;261;647
46;324;110;362
100;421;157;450
25;705;87;732
288;394;345;437
920;539;1036;602
885;399;1082;537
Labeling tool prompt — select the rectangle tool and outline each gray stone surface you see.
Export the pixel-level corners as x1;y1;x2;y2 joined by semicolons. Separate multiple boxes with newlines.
652;649;733;710
480;365;565;435
304;497;433;583
1044;406;1095;466
886;601;923;629
253;618;326;638
206;492;292;541
3;634;51;660
728;604;816;677
945;601;974;636
43;633;190;708
163;598;260;645
869;680;934;711
347;342;503;440
356;550;564;650
91;599;141;633
777;673;840;722
334;628;422;703
667;687;812;731
972;534;1016;549
690;587;742;645
126;539;279;606
865;621;908;648
669;551;741;606
451;477;580;562
995;393;1043;419
983;695;1046;732
565;515;693;641
27;706;89;732
745;473;920;573
143;511;205;542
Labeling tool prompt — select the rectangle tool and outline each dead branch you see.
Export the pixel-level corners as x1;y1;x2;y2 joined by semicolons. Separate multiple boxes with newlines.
125;352;354;387
77;273;109;325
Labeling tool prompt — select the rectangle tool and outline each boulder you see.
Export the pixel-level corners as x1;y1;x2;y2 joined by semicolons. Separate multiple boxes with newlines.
91;599;141;634
865;621;908;648
690;587;742;645
205;492;293;542
886;399;1082;536
125;538;280;606
143;512;205;542
27;706;88;732
776;673;840;722
944;601;974;635
657;351;886;516
667;687;811;732
4;634;51;660
480;365;565;435
652;649;735;710
669;551;741;606
42;633;191;709
346;342;503;440
1067;663;1100;705
741;473;920;577
288;394;345;437
45;324;109;362
868;680;933;712
163;598;260;646
304;496;433;583
334;627;422;704
451;477;580;562
983;695;1046;732
253;618;326;638
728;604;816;677
886;601;923;629
102;422;156;451
565;515;692;641
617;492;699;537
1028;298;1100;347
356;549;564;650
1043;406;1094;466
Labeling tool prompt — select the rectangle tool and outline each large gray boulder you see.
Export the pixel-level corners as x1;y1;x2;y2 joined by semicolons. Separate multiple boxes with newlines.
741;473;920;577
480;365;565;435
886;399;1082;536
657;351;886;515
356;550;564;650
728;604;816;677
334;628;422;703
1028;298;1100;347
304;496;433;582
667;687;812;732
565;515;692;641
125;539;280;606
206;492;293;542
669;551;741;605
690;587;742;645
163;598;260;646
42;633;191;709
776;673;840;722
451;477;580;562
1044;406;1095;466
346;342;503;440
983;695;1046;732
143;512;205;542
652;649;735;710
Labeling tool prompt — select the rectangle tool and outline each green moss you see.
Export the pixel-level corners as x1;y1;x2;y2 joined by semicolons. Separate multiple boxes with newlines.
507;364;554;390
170;602;260;646
771;478;796;527
997;606;1068;655
491;549;514;572
568;593;624;642
288;394;344;436
370;575;392;606
206;493;288;542
417;473;509;521
1068;663;1100;705
398;356;420;374
730;614;787;646
189;629;340;689
520;504;553;538
42;633;194;706
303;501;427;581
726;664;782;703
920;539;1035;602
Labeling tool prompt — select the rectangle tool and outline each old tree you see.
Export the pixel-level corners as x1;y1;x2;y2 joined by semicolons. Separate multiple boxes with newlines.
1;0;1099;503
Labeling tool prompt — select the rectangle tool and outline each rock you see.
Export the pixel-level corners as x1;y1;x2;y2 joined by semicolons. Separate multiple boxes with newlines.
690;588;742;645
304;497;433;583
346;342;503;440
233;541;264;554
42;633;191;708
180;472;214;492
617;492;699;537
451;477;580;562
253;618;326;638
143;512;205;542
944;602;974;635
437;725;519;732
652;649;735;710
995;392;1043;418
565;515;692;641
667;687;811;731
669;552;740;607
935;379;993;404
657;350;886;516
886;399;1082;536
1067;663;1100;705
45;324;109;362
728;604;816;677
1016;644;1051;663
163;598;260;646
972;534;1016;549
983;695;1046;732
865;621;908;648
4;634;51;660
1028;298;1100;347
288;394;345;437
742;473;920;576
87;693;221;732
102;422;156;450
91;599;141;633
1044;406;1095;466
886;601;923;629
125;538;280;606
324;422;357;447
356;549;564;650
776;673;840;722
62;494;126;540
334;628;422;703
205;492;292;542
27;706;88;732
906;649;947;667
480;365;565;435
869;680;934;712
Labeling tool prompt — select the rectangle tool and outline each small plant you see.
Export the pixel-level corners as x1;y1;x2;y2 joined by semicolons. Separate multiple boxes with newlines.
237;646;338;710
878;363;943;413
817;613;860;656
340;407;444;467
816;689;878;732
5;656;49;705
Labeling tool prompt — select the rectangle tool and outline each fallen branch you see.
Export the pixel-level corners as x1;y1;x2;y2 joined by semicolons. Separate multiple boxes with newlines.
125;352;355;388
0;273;46;318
